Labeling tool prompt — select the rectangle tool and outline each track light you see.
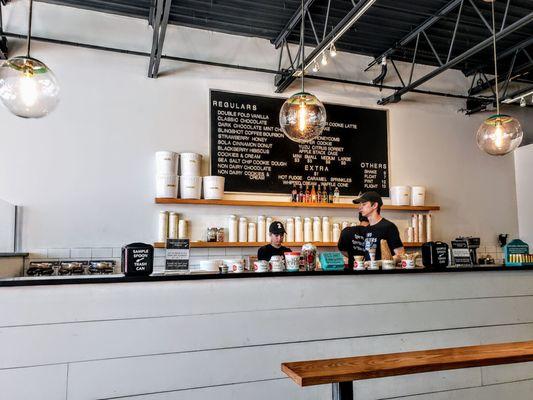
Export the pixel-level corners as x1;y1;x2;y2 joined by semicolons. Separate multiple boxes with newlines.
321;53;328;66
330;44;337;58
312;62;319;73
520;97;526;107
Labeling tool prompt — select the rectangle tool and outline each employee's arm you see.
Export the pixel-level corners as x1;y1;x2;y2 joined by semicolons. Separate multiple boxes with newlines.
337;228;350;258
388;225;405;262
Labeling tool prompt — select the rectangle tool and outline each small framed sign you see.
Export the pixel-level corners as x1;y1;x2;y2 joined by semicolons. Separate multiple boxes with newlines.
451;239;472;266
165;239;190;273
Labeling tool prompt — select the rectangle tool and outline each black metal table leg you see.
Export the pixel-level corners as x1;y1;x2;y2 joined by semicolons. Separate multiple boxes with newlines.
332;381;353;400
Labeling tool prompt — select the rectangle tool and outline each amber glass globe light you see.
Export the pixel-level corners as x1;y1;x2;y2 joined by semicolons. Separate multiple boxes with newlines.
279;91;327;143
0;57;60;118
476;114;523;156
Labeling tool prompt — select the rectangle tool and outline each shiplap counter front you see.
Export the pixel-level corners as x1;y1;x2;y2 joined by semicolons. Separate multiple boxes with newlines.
2;270;533;399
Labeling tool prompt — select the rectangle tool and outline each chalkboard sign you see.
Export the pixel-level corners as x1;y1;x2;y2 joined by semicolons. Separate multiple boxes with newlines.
210;90;389;196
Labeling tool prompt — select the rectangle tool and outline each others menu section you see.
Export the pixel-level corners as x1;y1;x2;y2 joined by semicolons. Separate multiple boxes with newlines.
210;90;389;196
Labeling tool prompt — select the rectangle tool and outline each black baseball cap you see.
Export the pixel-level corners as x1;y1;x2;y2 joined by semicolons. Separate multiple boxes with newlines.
269;221;286;235
352;191;383;206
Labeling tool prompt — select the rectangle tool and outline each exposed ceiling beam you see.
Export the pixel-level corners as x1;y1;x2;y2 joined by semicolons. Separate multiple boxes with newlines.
148;0;171;78
469;59;533;95
463;36;533;76
366;0;464;70
275;0;377;93
272;0;317;49
378;11;533;105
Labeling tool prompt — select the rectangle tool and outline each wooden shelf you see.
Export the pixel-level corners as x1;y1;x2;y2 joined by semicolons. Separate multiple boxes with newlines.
154;241;425;249
155;198;440;211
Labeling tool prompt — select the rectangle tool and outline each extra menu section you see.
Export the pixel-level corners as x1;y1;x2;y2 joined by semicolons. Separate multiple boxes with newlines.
210;90;389;196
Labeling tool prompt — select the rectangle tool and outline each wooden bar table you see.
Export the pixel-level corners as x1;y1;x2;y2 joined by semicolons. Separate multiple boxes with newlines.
282;340;533;399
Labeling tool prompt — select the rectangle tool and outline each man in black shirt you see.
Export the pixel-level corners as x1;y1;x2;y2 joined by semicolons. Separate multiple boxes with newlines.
338;192;405;265
257;221;292;261
337;213;369;268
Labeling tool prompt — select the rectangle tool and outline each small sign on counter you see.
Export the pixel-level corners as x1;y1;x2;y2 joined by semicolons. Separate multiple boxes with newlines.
165;239;190;273
451;239;472;266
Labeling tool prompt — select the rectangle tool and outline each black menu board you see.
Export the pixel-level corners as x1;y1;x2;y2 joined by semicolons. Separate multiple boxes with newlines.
210;90;389;196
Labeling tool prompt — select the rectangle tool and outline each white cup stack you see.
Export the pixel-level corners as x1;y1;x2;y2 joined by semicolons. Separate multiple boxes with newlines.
180;153;202;199
156;151;178;198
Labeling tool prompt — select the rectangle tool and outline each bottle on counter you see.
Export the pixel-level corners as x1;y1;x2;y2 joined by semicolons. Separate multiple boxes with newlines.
313;216;322;242
322;216;331;242
266;217;272;239
228;215;238;242
317;184;322;203
332;223;341;242
157;211;169;243
304;217;313;242
239;217;248;242
168;212;179;239
333;186;340;203
286;217;295;242
410;214;418;242
248;222;257;242
310;184;317;203
257;215;266;242
298;184;304;202
217;227;225;242
178;219;188;239
426;213;432;242
418;214;425;243
322;185;327;203
304;184;310;203
295;216;303;242
325;185;330;203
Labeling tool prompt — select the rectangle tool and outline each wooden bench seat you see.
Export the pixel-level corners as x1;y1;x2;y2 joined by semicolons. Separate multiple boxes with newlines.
281;340;533;399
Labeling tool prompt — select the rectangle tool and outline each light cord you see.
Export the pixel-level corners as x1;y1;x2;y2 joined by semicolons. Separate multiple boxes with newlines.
26;0;33;57
491;0;500;115
300;0;304;93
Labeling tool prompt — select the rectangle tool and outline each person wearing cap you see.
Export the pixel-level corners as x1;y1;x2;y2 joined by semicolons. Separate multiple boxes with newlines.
337;213;368;268
257;221;292;261
338;191;405;265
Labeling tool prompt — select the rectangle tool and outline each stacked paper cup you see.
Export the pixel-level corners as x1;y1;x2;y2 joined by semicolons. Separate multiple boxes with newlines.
156;151;178;198
180;153;202;199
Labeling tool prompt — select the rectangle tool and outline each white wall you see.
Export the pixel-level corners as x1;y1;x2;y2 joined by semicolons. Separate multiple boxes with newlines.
0;2;521;251
515;144;533;245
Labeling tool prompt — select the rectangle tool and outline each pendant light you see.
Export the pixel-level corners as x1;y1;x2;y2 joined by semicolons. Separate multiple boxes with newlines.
279;0;326;143
476;0;522;156
0;0;60;118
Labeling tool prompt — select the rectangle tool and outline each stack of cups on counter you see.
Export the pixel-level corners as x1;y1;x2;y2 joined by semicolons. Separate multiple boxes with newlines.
180;153;203;199
406;214;432;243
156;151;179;198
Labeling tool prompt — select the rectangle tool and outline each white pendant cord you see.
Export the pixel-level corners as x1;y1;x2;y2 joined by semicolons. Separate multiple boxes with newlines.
300;0;305;93
26;0;33;57
491;0;500;115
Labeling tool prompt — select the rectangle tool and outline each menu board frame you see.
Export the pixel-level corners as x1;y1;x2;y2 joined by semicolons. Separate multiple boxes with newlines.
209;89;390;197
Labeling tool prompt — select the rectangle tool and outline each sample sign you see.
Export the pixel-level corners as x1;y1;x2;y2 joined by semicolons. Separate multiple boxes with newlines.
210;90;389;196
165;239;190;272
122;243;154;276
